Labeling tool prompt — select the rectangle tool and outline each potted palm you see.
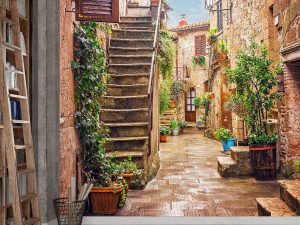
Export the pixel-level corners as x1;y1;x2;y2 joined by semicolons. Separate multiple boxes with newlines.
171;119;180;136
160;126;170;142
226;42;282;180
214;128;236;151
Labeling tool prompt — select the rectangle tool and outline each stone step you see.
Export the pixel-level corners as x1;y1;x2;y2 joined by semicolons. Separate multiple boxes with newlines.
120;16;152;22
109;63;151;74
122;27;152;30
112;29;154;39
109;47;154;56
256;197;295;216
100;108;148;123
110;38;153;48
107;83;148;96
217;156;237;177
109;55;152;64
103;95;148;109
109;73;149;85
230;146;250;161
279;180;300;213
106;151;144;158
119;21;152;29
127;6;151;17
107;125;148;138
106;138;148;152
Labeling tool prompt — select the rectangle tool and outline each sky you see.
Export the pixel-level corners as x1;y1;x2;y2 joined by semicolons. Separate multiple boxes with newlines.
167;0;209;28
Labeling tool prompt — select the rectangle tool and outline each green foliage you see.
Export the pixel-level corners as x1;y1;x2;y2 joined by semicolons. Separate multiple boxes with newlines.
73;22;111;187
171;120;179;129
160;80;171;115
214;128;232;141
109;154;141;175
118;178;127;208
295;160;300;174
160;126;171;135
179;120;188;129
248;133;279;145
194;97;201;107
218;39;229;53
224;95;247;118
226;42;282;145
192;55;206;67
274;62;284;74
158;30;176;79
209;27;218;37
170;80;183;101
199;92;212;109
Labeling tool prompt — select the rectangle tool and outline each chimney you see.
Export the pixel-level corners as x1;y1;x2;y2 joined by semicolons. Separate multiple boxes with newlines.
179;14;188;27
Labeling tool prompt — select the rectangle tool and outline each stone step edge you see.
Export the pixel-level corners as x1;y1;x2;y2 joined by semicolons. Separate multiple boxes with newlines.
104;95;148;99
256;197;295;216
110;38;153;42
104;122;148;127
107;84;148;87
110;55;153;58
110;63;152;67
278;180;300;212
105;151;144;158
112;28;154;33
109;73;149;77
101;108;148;112
109;47;154;50
109;136;149;142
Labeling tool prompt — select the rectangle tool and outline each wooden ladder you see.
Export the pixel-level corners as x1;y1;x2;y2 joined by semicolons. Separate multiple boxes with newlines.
0;0;41;224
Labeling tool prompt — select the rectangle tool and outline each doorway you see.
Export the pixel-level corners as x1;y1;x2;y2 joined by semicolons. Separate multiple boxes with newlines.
185;87;196;122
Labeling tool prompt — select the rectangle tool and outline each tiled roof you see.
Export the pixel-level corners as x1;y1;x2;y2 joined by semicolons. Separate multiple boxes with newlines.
170;21;210;32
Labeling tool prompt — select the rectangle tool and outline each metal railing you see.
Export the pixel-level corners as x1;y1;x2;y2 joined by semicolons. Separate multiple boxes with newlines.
147;0;162;156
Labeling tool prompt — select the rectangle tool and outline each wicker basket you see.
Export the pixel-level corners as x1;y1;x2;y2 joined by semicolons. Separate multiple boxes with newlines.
54;198;85;225
90;184;122;215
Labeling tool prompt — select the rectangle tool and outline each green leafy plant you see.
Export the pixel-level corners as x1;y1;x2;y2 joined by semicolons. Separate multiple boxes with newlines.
295;160;300;174
179;120;188;129
170;80;184;101
274;62;284;74
214;128;232;141
160;126;171;135
72;22;111;187
160;80;171;115
226;42;282;145
109;154;141;176
171;119;179;129
192;55;206;67
218;39;229;53
158;30;176;79
209;27;218;37
194;97;200;107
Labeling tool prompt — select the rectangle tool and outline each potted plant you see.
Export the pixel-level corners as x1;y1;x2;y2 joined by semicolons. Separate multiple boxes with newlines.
171;119;180;136
226;42;282;180
192;55;206;67
217;39;229;61
207;28;218;45
214;128;236;151
169;80;183;108
198;92;212;129
160;126;170;142
179;120;188;134
194;96;201;107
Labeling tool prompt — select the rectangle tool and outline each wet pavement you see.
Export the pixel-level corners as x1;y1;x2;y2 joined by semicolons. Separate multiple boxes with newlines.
118;128;279;216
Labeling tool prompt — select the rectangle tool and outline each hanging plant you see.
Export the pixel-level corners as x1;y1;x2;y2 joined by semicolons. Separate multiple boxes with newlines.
170;80;184;101
192;55;206;67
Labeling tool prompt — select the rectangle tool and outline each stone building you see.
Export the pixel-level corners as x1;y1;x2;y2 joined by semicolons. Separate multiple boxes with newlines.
208;0;300;163
167;16;210;125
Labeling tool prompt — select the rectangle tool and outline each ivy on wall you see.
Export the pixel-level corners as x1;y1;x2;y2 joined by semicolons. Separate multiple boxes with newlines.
72;22;111;187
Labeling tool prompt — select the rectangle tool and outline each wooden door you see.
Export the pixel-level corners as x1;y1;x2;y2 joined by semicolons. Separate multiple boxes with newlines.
185;88;196;122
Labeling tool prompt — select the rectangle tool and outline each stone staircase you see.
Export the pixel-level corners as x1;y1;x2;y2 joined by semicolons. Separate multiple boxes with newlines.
257;180;300;216
101;16;155;179
217;146;253;177
160;108;177;127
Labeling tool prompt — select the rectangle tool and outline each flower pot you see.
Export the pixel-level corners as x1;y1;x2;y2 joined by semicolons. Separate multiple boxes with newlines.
171;128;180;136
89;184;122;215
249;144;277;181
221;138;236;151
160;134;167;142
179;128;184;134
169;100;176;108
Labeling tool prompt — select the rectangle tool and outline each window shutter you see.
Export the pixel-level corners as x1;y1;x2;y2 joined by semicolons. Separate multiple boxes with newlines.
76;0;120;23
195;35;206;56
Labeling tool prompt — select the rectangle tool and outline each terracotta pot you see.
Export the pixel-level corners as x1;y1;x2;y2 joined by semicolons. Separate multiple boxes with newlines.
169;100;176;108
160;135;167;142
217;52;228;61
89;184;122;215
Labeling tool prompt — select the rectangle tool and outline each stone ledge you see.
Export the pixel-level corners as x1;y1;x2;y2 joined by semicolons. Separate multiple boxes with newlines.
279;180;300;213
230;146;250;161
256;197;295;216
217;156;237;177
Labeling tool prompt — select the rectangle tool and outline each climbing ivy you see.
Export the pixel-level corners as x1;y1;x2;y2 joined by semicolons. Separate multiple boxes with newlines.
72;22;111;187
158;29;176;80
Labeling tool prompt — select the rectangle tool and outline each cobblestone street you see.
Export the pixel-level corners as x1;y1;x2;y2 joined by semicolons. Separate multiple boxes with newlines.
118;129;280;216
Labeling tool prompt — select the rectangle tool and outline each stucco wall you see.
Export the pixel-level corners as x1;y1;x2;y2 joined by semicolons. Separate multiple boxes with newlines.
59;0;81;197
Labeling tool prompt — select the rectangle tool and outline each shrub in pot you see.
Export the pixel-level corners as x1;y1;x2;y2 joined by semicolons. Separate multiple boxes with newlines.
226;42;282;180
171;119;180;136
214;128;236;151
160;126;170;142
207;28;218;45
179;120;188;134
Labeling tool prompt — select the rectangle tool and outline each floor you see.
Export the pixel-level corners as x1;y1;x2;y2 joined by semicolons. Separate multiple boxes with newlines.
117;128;280;216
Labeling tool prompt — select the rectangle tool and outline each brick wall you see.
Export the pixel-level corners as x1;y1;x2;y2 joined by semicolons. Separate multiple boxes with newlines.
59;0;81;197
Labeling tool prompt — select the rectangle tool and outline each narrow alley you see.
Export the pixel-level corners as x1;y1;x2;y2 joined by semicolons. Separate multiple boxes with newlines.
118;129;279;216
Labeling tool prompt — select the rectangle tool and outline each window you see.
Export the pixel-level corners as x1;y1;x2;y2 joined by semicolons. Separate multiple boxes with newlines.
76;0;120;23
217;0;223;31
195;35;206;56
